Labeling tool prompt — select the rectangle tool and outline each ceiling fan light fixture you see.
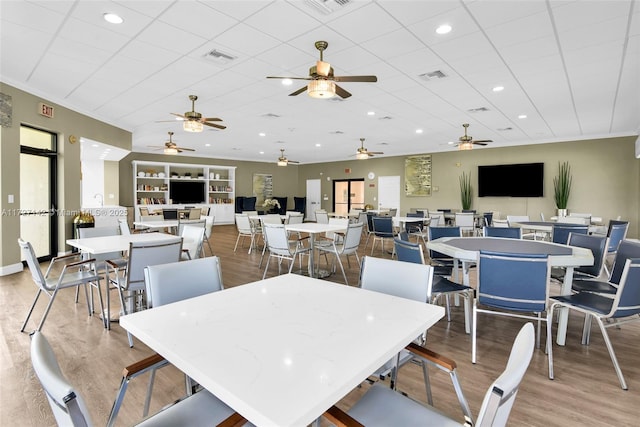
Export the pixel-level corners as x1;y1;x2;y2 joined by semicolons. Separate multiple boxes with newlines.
183;120;204;132
164;147;178;155
277;160;288;167
356;152;369;160
458;142;474;151
307;80;335;98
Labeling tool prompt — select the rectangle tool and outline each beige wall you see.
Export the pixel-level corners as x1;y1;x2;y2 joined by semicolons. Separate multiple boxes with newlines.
103;161;120;205
0;83;131;271
296;137;639;237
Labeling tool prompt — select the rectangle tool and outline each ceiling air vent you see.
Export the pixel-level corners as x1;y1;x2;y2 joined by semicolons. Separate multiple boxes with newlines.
203;49;237;65
329;130;344;135
305;0;352;15
378;116;393;120
261;113;281;118
467;107;489;113
419;70;447;81
498;127;513;131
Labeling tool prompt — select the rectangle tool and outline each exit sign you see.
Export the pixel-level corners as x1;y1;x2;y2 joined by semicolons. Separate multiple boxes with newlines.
38;102;54;118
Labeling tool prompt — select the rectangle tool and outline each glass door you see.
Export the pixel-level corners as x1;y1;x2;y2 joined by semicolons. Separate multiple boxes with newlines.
20;125;57;261
332;179;364;216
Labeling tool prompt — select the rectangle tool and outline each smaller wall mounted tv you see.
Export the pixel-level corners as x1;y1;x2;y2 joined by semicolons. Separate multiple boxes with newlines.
478;163;544;197
169;181;205;204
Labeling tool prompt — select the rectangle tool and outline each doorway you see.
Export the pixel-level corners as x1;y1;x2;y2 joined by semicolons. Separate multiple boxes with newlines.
20;125;58;261
333;179;364;216
305;179;321;221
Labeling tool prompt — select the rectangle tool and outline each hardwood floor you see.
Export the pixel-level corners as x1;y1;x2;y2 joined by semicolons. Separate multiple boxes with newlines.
1;224;638;426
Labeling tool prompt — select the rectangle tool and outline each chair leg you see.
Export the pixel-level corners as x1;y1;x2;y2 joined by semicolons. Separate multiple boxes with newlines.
595;317;628;390
546;306;555;380
36;289;61;332
205;237;214;256
335;254;348;285
21;289;43;332
582;314;593;345
421;360;433;406
233;234;242;252
472;300;478;364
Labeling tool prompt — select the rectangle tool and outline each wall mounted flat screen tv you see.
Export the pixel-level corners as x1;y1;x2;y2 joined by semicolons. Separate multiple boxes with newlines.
169;181;205;204
478;163;544;197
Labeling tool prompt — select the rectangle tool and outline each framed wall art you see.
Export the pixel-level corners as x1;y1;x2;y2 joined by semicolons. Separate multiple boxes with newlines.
404;155;432;196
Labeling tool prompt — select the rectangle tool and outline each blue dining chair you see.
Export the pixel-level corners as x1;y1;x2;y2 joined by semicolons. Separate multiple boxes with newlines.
551;223;588;244
547;257;640;390
483;226;522;239
427;226;462;278
473;250;551;363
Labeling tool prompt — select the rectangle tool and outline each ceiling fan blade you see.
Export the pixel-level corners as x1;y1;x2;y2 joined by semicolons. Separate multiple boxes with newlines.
289;86;308;96
473;142;489;146
267;76;312;81
316;60;331;77
170;113;187;119
369;151;384;155
333;75;378;83
202;117;223;122
179;147;196;151
288;160;300;164
202;122;226;130
473;139;492;143
334;84;352;99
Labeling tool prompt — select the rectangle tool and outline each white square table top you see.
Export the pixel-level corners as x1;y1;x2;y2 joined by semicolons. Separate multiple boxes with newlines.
284;222;347;234
120;273;444;427
66;232;179;254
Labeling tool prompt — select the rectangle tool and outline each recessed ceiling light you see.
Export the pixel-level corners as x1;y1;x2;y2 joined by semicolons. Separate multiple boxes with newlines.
205;143;211;147
492;86;504;92
415;129;423;134
436;24;452;35
103;13;123;24
367;111;375;116
92;144;99;148
282;79;292;86
315;143;321;147
259;132;266;137
259;151;264;154
518;114;527;119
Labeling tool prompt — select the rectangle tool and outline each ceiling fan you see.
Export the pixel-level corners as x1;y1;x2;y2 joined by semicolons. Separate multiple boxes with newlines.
148;132;195;154
450;123;492;150
354;138;384;159
169;95;226;131
277;149;299;166
266;41;377;99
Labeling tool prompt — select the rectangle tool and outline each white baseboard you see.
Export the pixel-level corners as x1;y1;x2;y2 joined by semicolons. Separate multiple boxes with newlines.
0;262;23;276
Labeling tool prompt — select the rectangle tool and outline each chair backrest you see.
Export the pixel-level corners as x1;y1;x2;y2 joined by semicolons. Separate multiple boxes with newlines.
608;240;640;284
30;331;92;427
492;219;509;228
388;208;398;217
365;212;375;232
455;212;475;230
261;214;283;225
567;233;608;278
162;209;178;220
235;214;253;233
483;226;522;239
200;206;210;216
18;239;47;289
202;215;215;238
551;224;588;244
372;216;394;236
326;217;349;240
478;251;550;312
188;207;201;220
144;257;223;308
341;222;364;253
359;256;433;303
569;212;592;218
394;239;425;265
608;258;640;318
427;226;461;260
124;237;183;292
475;323;535;427
178;218;205;236
294;196;306;215
506;215;529;226
428;212;443;227
357;212;368;228
181;224;205;259
118;218;131;235
287;213;304;225
483;212;494;227
315;210;329;224
263;223;292;256
607;220;629;253
78;226;122;265
139;207;150;217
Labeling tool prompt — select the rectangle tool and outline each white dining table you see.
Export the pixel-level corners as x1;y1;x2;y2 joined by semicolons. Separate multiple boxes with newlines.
285;222;347;278
426;237;594;346
66;232;179;254
120;273;444;427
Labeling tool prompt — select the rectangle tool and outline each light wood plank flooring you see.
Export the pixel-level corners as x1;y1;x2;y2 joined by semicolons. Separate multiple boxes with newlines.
1;225;637;426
